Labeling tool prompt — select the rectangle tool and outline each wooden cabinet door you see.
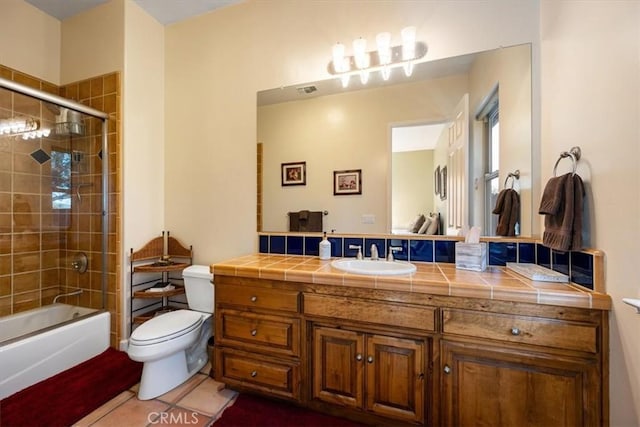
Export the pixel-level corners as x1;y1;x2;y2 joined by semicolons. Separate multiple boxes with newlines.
440;340;601;427
312;326;363;409
366;334;425;424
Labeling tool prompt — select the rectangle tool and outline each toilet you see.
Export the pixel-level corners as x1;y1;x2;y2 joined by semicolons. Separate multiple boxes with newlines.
127;265;214;400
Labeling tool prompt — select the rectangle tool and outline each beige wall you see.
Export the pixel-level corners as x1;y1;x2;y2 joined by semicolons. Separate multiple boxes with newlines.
60;0;124;85
121;1;165;335
0;0;60;84
258;76;466;233
540;1;639;424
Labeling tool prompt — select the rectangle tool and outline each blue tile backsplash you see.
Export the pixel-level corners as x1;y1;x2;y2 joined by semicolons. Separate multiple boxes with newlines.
409;239;432;262
570;251;594;289
488;242;518;266
257;233;596;290
518;243;536;263
286;235;304;255
552;250;570;276
434;240;455;263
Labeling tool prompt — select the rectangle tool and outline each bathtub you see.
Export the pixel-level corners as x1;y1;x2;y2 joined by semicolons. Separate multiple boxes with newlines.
0;303;110;400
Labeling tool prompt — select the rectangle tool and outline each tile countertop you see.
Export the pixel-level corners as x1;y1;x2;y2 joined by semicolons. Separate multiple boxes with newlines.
210;254;612;311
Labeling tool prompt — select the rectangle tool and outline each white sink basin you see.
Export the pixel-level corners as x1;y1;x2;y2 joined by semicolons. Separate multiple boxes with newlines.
331;259;416;276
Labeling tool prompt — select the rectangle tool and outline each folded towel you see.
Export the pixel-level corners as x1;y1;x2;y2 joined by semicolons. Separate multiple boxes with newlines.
289;211;323;232
303;211;323;232
539;173;584;251
492;188;520;236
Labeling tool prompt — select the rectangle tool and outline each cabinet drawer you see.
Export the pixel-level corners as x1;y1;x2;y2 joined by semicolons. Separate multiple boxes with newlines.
217;348;300;400
218;309;300;357
216;284;300;313
304;294;436;332
442;309;598;353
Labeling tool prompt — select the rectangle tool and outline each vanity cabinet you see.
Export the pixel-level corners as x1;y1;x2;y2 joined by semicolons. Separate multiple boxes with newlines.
305;293;434;425
440;308;605;427
214;280;302;401
312;325;426;424
213;274;608;427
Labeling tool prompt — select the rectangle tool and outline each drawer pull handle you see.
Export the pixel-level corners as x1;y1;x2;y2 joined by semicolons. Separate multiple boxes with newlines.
251;329;258;336
250;296;258;302
511;327;521;336
355;354;363;361
250;370;258;377
443;365;451;374
367;356;374;364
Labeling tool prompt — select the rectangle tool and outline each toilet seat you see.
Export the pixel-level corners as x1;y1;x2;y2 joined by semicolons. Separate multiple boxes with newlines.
130;310;204;346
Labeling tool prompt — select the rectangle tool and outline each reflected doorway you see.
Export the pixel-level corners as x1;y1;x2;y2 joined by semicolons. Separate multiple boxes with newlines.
390;123;446;233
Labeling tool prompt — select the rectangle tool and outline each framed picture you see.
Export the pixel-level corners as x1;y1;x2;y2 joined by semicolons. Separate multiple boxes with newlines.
440;166;447;200
333;169;362;195
281;161;306;186
434;165;441;195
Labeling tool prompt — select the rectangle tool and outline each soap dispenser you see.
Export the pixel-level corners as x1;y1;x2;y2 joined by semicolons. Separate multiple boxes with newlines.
319;232;331;260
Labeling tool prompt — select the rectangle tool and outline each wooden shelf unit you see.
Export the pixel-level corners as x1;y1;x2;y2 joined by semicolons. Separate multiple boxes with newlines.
130;231;192;327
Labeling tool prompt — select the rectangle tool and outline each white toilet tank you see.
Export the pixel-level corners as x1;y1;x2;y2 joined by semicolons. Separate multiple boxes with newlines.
182;265;214;313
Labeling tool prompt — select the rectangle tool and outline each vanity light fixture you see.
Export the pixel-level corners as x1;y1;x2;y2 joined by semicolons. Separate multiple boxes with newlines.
329;26;426;88
0;117;51;139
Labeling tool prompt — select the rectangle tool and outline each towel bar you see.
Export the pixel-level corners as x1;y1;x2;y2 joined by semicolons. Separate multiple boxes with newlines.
504;170;520;189
623;298;640;314
553;146;581;176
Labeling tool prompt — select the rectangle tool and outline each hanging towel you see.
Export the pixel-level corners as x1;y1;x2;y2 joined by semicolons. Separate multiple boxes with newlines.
492;188;520;236
288;211;323;232
538;173;584;251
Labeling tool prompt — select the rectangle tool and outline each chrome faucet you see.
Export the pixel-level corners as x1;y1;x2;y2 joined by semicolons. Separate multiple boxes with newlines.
370;244;379;261
349;244;363;260
388;246;402;262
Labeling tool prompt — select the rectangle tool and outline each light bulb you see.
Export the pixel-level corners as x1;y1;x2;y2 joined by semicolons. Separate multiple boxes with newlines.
401;26;416;60
381;66;391;81
403;62;414;77
359;70;369;85
353;37;369;69
332;43;346;73
376;32;391;65
341;74;350;88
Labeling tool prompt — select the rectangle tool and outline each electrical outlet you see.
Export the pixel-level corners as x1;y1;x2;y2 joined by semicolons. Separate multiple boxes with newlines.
362;214;375;224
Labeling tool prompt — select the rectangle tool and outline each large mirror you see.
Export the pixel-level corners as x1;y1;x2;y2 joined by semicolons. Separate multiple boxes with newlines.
257;43;532;236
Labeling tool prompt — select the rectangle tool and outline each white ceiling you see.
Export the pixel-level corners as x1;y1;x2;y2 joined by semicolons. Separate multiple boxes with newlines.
392;123;446;153
23;0;243;25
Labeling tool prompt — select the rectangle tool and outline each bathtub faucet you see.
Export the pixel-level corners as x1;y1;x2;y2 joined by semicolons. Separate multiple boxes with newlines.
53;288;83;304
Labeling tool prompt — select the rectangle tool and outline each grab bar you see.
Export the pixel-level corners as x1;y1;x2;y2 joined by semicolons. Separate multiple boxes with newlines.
53;289;83;304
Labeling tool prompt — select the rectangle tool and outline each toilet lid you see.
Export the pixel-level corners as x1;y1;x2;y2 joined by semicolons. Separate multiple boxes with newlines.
130;310;204;346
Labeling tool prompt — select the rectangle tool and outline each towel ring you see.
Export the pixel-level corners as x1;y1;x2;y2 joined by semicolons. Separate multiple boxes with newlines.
504;170;520;189
553;146;582;177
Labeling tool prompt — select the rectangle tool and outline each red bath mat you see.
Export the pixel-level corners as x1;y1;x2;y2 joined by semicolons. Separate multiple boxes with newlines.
214;393;367;427
0;347;142;426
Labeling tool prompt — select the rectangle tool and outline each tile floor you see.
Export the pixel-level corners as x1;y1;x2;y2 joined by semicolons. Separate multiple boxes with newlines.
74;363;238;427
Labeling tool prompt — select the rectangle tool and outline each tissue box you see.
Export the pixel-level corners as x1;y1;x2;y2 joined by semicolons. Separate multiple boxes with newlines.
455;242;487;272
